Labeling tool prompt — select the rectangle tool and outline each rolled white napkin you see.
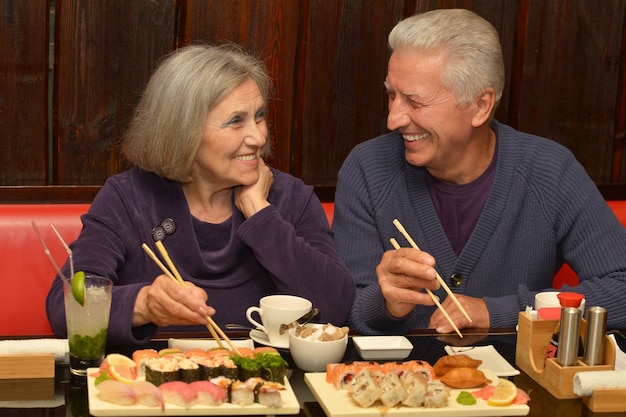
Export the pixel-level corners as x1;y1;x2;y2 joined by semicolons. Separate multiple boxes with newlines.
573;369;626;396
0;339;68;363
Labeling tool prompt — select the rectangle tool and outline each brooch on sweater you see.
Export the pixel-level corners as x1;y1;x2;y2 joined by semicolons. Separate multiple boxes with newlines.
151;218;176;242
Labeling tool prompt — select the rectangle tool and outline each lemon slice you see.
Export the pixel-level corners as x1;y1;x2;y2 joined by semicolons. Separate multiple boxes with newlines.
71;271;85;306
105;353;136;368
487;378;518;406
108;365;138;384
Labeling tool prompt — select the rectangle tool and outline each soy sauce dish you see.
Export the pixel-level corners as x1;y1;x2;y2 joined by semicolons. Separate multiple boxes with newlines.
352;336;413;360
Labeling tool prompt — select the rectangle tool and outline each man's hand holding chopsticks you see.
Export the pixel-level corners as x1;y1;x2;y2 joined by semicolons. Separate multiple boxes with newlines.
377;247;441;318
428;294;489;333
132;274;215;327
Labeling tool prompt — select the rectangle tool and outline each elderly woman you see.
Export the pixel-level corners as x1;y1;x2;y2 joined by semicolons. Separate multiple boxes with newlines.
46;44;355;346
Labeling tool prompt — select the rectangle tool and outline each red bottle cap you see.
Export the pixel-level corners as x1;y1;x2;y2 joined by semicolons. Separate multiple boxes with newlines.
557;292;584;308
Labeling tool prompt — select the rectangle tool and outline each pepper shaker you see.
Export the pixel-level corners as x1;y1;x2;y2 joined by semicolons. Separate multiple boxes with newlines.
557;307;582;366
583;306;608;366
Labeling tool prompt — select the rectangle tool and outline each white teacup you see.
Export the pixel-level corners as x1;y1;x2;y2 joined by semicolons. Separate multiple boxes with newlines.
246;295;312;347
535;291;586;311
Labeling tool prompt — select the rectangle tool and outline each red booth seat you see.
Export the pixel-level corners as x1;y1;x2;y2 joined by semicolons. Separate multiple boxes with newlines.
0;204;89;336
0;201;623;336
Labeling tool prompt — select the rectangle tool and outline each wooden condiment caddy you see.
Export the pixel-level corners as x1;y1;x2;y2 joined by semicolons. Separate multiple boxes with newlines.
515;311;615;399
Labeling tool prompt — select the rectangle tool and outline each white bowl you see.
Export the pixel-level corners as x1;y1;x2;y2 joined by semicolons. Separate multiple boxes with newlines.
353;336;413;360
288;324;348;372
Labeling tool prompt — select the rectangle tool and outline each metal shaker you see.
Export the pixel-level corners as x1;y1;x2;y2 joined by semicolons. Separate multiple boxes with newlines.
583;306;608;365
557;307;581;366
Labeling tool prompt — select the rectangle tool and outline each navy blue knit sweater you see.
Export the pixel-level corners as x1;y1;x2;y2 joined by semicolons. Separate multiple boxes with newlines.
334;121;626;335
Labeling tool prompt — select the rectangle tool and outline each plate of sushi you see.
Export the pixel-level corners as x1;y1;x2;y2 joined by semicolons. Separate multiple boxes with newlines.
87;346;300;416
304;357;530;416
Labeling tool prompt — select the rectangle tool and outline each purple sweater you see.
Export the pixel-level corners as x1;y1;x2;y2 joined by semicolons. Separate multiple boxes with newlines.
46;167;355;346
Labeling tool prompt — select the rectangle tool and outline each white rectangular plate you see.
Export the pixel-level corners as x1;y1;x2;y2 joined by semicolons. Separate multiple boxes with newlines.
304;370;529;417
444;345;520;377
168;338;255;351
87;369;300;416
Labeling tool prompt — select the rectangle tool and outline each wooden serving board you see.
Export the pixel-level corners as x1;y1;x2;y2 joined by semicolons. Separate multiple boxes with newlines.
304;371;529;417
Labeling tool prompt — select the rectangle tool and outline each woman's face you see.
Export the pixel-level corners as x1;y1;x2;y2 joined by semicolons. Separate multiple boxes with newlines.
192;77;268;191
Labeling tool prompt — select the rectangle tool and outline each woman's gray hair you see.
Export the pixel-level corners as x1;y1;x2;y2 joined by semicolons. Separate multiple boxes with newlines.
122;44;272;182
388;9;504;109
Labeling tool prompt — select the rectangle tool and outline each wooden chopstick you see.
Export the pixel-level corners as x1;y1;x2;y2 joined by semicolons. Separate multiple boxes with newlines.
390;238;463;338
141;242;240;354
392;218;472;322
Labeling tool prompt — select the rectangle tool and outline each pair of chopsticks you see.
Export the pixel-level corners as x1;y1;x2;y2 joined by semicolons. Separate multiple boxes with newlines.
391;218;472;338
141;241;240;355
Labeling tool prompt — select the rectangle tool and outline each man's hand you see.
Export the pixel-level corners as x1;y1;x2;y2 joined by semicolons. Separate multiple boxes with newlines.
377;247;441;318
428;294;489;333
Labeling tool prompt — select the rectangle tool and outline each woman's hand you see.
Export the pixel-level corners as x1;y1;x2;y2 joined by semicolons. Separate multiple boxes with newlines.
133;275;215;327
377;247;441;318
234;159;273;218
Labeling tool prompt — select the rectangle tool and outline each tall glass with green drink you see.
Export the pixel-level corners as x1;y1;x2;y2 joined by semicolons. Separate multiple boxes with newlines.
64;274;112;376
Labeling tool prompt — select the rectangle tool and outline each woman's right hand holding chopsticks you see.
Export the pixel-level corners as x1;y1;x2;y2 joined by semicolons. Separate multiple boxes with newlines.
132;274;215;327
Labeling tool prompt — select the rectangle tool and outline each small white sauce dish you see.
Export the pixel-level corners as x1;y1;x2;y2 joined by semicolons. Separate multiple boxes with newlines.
352;336;413;360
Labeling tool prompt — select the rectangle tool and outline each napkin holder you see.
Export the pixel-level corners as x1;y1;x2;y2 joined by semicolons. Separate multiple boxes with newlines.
0;354;55;379
515;311;616;401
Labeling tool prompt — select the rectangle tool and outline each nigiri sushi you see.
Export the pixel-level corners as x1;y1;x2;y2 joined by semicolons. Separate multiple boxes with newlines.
130;381;165;410
189;380;227;406
96;379;137;406
159;380;197;408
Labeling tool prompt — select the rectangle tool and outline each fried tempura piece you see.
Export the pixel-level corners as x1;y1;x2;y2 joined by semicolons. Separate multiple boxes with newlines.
439;367;491;389
433;354;482;377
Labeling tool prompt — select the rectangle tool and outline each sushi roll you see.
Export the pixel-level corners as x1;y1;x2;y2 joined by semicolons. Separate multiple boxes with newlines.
379;372;405;408
144;357;180;386
159;381;197;408
177;357;201;383
191;356;221;379
230;354;262;381
254;352;288;383
401;370;427;407
423;381;450;408
349;369;381;408
132;349;159;377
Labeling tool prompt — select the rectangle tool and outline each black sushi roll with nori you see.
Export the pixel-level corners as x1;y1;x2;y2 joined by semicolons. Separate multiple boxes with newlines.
144;357;180;386
178;358;201;382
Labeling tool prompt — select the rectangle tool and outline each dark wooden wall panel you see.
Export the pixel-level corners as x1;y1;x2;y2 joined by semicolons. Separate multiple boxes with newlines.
0;0;49;185
0;0;625;200
181;0;301;174
54;0;176;185
294;0;402;184
512;0;625;182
